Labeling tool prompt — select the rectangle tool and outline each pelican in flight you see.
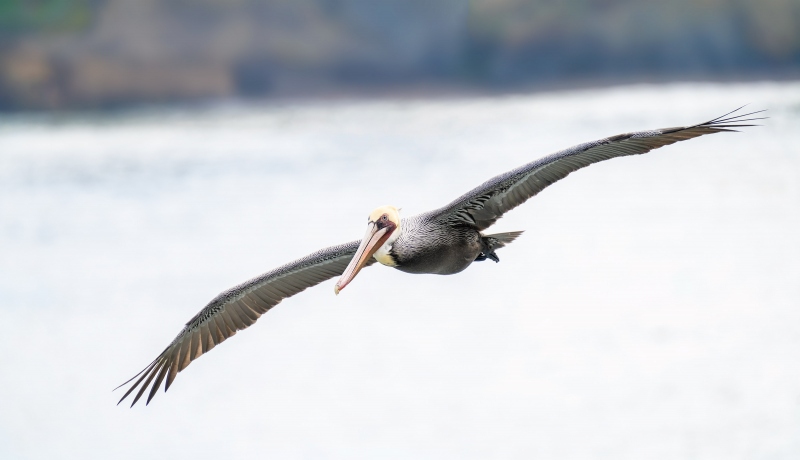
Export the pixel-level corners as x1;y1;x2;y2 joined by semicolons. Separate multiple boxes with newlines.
117;108;761;406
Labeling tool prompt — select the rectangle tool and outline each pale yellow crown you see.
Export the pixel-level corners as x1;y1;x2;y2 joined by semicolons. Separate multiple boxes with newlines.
368;205;401;225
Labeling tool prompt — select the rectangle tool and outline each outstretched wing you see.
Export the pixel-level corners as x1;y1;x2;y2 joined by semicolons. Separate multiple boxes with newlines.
431;108;764;230
116;240;374;407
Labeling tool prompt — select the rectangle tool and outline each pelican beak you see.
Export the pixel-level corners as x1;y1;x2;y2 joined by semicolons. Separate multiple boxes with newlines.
334;221;390;295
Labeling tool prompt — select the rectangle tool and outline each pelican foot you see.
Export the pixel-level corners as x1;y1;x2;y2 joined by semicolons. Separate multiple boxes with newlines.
475;251;500;263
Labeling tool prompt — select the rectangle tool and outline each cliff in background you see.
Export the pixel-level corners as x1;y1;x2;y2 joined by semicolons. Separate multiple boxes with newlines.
1;0;799;110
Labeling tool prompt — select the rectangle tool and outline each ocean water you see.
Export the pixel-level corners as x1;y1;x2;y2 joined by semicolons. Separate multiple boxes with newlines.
1;82;798;459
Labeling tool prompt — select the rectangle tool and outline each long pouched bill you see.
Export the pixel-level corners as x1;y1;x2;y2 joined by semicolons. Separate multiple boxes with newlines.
334;222;389;294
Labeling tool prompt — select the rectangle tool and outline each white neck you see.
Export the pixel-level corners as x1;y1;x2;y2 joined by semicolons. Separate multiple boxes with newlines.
373;224;401;267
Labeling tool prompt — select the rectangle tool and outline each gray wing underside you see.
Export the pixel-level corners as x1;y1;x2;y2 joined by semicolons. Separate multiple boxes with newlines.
430;108;763;231
116;240;373;407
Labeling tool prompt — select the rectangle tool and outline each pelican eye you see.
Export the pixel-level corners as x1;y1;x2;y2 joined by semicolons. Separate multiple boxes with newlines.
382;214;388;221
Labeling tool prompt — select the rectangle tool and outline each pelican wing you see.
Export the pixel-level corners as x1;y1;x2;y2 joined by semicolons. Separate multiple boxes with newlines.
433;108;763;230
116;240;373;407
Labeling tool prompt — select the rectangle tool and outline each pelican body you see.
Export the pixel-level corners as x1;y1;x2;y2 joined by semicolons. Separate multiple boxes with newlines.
117;108;761;406
334;206;522;295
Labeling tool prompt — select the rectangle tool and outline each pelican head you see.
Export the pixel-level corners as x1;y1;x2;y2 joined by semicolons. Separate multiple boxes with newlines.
334;205;401;295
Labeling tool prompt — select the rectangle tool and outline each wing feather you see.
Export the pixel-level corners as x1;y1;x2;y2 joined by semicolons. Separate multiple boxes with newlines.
147;358;171;405
431;108;764;230
165;346;180;390
116;239;371;406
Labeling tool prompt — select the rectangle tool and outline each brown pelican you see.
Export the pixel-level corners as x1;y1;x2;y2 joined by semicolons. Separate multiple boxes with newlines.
117;108;761;406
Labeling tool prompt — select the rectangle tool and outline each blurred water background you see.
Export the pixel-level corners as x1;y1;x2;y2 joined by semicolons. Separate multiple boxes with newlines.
2;1;800;459
1;83;798;459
